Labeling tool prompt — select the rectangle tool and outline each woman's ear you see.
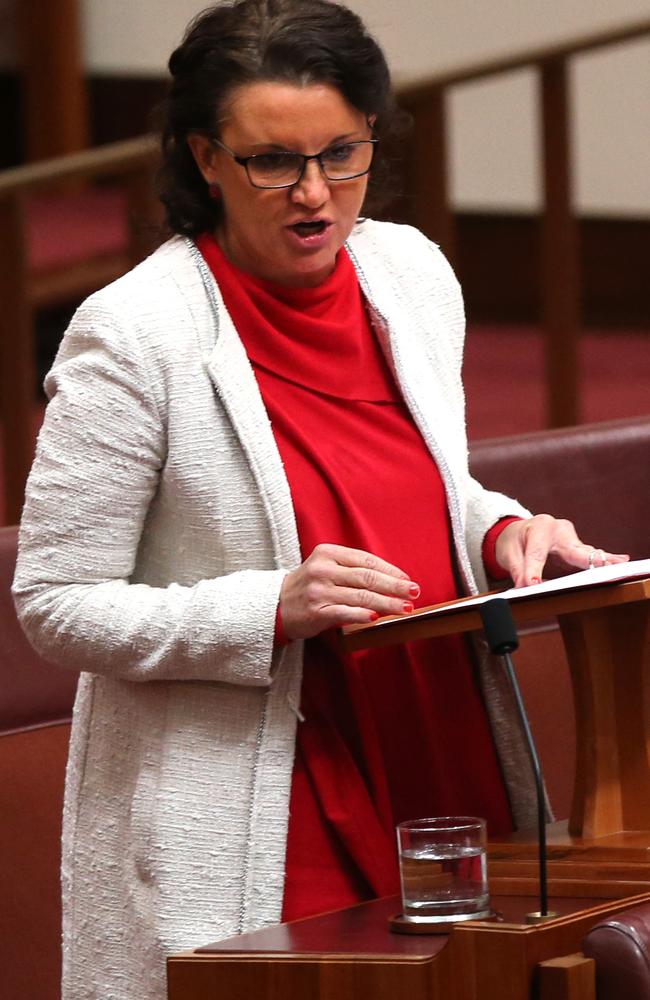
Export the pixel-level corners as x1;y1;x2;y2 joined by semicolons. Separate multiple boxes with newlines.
187;133;220;184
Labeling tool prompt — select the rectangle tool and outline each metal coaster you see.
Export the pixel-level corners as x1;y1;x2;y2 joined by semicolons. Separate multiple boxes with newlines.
389;911;501;935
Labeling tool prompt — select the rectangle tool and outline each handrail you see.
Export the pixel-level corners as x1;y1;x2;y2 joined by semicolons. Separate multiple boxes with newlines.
0;134;159;196
392;17;650;432
398;18;650;100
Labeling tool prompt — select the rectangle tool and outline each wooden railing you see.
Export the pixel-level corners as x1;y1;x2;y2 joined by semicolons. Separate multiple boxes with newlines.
0;19;648;524
0;135;160;524
392;18;650;429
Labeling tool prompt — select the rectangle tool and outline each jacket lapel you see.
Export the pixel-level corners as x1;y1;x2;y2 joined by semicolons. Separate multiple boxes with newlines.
188;241;302;570
346;236;469;528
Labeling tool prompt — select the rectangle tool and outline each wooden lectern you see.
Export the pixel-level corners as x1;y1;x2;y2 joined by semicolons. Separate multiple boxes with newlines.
168;574;650;999
344;573;650;858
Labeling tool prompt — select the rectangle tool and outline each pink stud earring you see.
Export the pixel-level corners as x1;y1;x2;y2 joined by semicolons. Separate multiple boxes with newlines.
208;183;222;201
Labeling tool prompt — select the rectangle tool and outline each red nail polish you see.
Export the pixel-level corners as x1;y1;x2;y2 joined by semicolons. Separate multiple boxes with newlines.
531;576;541;585
369;611;379;622
408;583;420;598
403;602;414;613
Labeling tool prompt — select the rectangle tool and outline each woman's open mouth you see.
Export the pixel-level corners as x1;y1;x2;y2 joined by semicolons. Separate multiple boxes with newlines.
291;220;328;236
286;219;333;247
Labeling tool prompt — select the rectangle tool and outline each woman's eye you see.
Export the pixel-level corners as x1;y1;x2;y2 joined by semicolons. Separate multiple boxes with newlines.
323;144;354;164
253;153;301;174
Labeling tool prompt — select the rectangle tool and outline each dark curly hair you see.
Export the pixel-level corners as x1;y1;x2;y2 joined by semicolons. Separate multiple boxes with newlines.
157;0;403;236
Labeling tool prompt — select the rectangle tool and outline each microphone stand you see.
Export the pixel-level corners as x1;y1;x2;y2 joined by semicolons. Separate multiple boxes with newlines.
480;598;559;923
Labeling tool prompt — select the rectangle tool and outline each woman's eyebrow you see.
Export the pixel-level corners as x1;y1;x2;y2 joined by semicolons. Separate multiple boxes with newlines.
325;132;366;145
248;142;296;152
248;132;365;152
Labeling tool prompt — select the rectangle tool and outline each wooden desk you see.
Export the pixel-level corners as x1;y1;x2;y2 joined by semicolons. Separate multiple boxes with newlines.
167;889;650;1000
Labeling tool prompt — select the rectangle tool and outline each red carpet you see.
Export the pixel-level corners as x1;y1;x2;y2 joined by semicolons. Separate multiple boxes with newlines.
464;324;649;440
1;324;648;524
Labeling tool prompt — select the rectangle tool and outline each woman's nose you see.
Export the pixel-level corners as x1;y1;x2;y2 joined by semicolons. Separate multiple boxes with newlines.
291;159;330;206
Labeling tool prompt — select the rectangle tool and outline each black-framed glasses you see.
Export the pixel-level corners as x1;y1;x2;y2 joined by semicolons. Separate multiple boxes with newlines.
210;137;378;189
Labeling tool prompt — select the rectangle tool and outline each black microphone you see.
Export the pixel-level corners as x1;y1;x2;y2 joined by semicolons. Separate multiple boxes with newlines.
480;598;557;922
480;597;519;655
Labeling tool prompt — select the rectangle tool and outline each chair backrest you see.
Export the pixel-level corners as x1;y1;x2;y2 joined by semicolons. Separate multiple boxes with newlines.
0;524;78;1000
469;416;650;822
0;134;161;525
0;525;78;732
470;416;650;560
583;902;650;1000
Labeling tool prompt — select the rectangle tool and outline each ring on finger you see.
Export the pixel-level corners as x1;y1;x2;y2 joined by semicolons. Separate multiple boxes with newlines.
588;548;597;569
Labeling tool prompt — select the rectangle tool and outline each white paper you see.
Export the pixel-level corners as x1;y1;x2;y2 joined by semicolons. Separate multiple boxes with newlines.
374;558;650;627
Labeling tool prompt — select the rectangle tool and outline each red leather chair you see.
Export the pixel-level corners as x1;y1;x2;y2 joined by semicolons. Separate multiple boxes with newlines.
0;525;78;1000
470;416;649;561
583;903;650;999
470;416;650;821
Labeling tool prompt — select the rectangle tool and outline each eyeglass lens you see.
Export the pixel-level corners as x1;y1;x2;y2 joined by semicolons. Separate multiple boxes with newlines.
247;141;375;187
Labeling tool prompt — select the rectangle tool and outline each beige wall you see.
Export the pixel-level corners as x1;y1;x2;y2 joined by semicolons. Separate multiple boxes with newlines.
4;0;649;215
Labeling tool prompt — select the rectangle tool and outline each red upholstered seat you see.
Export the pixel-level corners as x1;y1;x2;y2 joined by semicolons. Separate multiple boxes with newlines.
25;188;129;272
0;525;78;730
0;525;77;1000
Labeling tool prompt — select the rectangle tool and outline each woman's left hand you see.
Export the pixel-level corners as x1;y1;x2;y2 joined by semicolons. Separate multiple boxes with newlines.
495;514;629;588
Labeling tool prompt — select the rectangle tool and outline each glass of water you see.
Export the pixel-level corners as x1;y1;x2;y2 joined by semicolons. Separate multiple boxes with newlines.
396;816;490;923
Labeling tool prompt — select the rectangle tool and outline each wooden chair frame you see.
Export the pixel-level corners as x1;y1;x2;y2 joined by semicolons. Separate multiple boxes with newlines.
0;135;160;524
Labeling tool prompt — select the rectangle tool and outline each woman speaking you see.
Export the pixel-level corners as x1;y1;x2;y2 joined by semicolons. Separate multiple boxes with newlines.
13;2;626;999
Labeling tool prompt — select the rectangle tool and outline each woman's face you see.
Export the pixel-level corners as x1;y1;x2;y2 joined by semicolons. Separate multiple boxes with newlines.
188;81;373;287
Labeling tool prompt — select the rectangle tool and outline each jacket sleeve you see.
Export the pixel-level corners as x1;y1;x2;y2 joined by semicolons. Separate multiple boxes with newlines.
463;476;532;591
12;298;287;686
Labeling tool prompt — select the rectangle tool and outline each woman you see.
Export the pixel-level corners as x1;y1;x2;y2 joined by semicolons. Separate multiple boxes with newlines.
13;2;626;999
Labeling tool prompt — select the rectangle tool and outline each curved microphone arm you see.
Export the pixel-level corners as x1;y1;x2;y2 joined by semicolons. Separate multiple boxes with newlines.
479;598;549;919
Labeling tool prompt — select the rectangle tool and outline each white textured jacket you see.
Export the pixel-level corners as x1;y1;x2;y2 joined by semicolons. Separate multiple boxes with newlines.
14;221;533;1000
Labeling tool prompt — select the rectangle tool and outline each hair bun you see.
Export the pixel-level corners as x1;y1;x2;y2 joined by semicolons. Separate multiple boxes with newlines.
168;46;184;78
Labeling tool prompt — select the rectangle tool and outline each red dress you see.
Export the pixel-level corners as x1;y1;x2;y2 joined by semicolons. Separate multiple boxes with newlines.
197;235;514;920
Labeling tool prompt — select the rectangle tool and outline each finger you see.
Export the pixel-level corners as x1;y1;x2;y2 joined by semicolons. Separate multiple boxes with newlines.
319;543;410;581
561;544;630;570
318;604;391;629
493;521;527;585
329;587;416;618
284;600;383;639
330;564;420;600
519;516;557;587
496;516;554;588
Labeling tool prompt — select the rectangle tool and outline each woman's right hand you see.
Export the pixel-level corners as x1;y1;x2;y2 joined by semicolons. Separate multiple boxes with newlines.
279;543;420;640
